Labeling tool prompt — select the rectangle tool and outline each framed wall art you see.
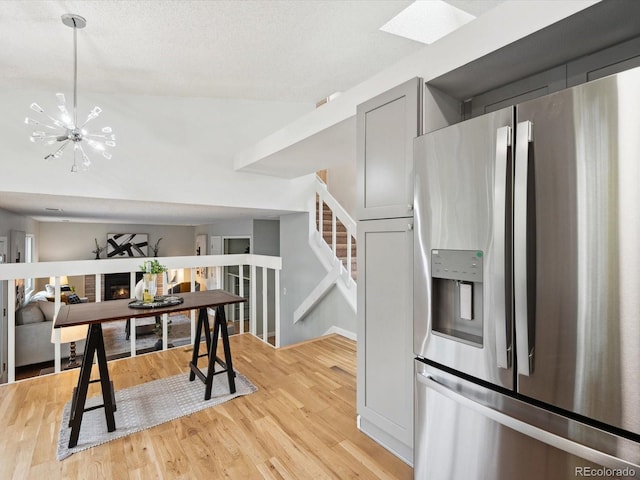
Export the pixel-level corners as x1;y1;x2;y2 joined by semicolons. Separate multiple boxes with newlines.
106;233;149;258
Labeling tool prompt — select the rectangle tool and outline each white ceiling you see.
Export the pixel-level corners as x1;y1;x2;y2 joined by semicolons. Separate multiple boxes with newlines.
0;0;501;225
0;192;290;225
1;0;426;102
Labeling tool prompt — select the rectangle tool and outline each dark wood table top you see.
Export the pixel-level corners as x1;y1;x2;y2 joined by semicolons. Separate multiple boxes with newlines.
54;290;247;328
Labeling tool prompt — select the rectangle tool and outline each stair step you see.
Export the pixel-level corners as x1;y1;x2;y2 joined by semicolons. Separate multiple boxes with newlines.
322;239;354;251
336;245;356;259
337;260;358;282
321;219;350;230
321;238;357;251
321;234;356;242
316;200;357;282
321;233;354;244
323;243;356;250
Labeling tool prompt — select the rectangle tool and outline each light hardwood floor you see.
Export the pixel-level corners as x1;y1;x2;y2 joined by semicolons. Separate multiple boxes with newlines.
0;333;413;479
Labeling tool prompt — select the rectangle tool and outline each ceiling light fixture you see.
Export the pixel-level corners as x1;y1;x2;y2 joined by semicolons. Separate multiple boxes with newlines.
25;14;115;172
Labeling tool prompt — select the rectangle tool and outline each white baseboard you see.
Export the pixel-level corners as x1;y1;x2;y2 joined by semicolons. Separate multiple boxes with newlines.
358;416;413;467
323;326;357;341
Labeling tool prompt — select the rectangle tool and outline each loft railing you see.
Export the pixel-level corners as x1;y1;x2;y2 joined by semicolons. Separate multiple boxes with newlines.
0;254;281;383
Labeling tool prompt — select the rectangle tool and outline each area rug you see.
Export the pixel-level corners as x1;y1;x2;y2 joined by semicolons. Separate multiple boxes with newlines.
101;313;193;357
56;368;257;460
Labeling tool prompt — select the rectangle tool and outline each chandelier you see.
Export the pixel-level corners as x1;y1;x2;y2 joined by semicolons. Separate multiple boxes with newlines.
25;14;115;172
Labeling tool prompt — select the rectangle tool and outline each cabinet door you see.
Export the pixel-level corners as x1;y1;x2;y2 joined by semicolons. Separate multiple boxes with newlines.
356;78;421;220
357;218;414;460
467;65;566;119
567;36;640;87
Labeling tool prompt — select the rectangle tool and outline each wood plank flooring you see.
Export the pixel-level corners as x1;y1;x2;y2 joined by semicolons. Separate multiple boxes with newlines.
0;334;413;479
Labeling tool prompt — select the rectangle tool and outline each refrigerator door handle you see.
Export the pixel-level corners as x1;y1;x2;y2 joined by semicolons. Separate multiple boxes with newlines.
493;126;512;369
514;120;534;376
417;372;638;471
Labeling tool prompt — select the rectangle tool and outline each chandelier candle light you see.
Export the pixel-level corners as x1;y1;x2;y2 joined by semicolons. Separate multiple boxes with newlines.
25;14;115;172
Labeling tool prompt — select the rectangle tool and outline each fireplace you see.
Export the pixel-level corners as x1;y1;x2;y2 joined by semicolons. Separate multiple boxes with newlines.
104;272;142;301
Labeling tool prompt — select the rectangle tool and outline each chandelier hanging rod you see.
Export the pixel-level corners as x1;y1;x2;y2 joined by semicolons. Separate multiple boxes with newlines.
62;14;85;128
26;13;115;172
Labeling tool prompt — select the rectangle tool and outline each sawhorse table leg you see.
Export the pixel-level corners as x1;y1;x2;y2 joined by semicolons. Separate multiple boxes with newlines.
189;305;236;400
67;323;116;448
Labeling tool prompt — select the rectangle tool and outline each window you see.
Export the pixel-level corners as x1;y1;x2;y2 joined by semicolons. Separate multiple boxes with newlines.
25;234;35;292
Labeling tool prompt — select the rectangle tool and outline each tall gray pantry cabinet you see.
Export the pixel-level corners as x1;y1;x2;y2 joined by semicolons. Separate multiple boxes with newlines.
356;78;421;464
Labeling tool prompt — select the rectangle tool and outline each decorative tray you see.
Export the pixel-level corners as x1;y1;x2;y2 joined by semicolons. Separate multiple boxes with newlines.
128;295;184;309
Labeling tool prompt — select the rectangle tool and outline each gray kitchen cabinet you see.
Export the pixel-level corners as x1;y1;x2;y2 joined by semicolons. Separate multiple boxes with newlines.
355;78;421;464
466;65;566;119
567;36;640;87
464;37;640;120
357;217;414;464
356;77;421;221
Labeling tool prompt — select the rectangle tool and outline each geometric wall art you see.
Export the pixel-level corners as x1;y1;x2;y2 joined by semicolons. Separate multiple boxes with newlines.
106;233;148;258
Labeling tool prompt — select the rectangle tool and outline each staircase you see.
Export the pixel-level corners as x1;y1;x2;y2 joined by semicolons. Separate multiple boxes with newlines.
317;199;357;281
293;176;357;324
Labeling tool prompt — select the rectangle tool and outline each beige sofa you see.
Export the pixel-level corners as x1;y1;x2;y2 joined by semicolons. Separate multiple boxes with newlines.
14;300;84;367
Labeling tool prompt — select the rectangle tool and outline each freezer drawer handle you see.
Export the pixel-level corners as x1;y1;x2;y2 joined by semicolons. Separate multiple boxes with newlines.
514;120;535;376
418;373;638;472
493;125;512;369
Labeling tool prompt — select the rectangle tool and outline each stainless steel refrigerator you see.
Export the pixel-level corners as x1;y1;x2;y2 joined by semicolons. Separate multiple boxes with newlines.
413;66;640;479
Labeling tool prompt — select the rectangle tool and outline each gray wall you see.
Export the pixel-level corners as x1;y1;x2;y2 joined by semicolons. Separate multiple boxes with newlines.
253;219;280;335
253;219;280;256
38;222;195;261
197;218;280;337
196;219;253;244
279;212;356;346
0;207;40;260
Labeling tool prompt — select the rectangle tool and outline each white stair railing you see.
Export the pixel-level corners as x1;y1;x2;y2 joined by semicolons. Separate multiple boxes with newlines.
293;176;357;324
315;175;357;282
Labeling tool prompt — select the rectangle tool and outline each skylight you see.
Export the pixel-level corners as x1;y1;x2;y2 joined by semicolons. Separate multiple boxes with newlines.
380;0;476;45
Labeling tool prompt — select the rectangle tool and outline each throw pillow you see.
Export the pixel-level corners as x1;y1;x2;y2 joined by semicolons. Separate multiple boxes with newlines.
15;303;45;325
37;300;56;322
66;293;81;304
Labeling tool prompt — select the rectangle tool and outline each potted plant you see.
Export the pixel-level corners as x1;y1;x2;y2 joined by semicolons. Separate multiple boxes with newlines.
151;237;162;256
140;258;167;275
133;259;171;349
138;259;167;303
92;238;105;259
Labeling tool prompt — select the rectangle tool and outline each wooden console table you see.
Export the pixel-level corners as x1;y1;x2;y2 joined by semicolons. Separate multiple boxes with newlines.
54;289;247;448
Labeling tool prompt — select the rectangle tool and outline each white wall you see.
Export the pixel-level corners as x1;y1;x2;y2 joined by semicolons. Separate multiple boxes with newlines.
326;161;357;218
1;90;315;214
234;1;598;174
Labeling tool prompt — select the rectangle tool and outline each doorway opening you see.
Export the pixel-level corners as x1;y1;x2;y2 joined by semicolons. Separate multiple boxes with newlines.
223;237;251;334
